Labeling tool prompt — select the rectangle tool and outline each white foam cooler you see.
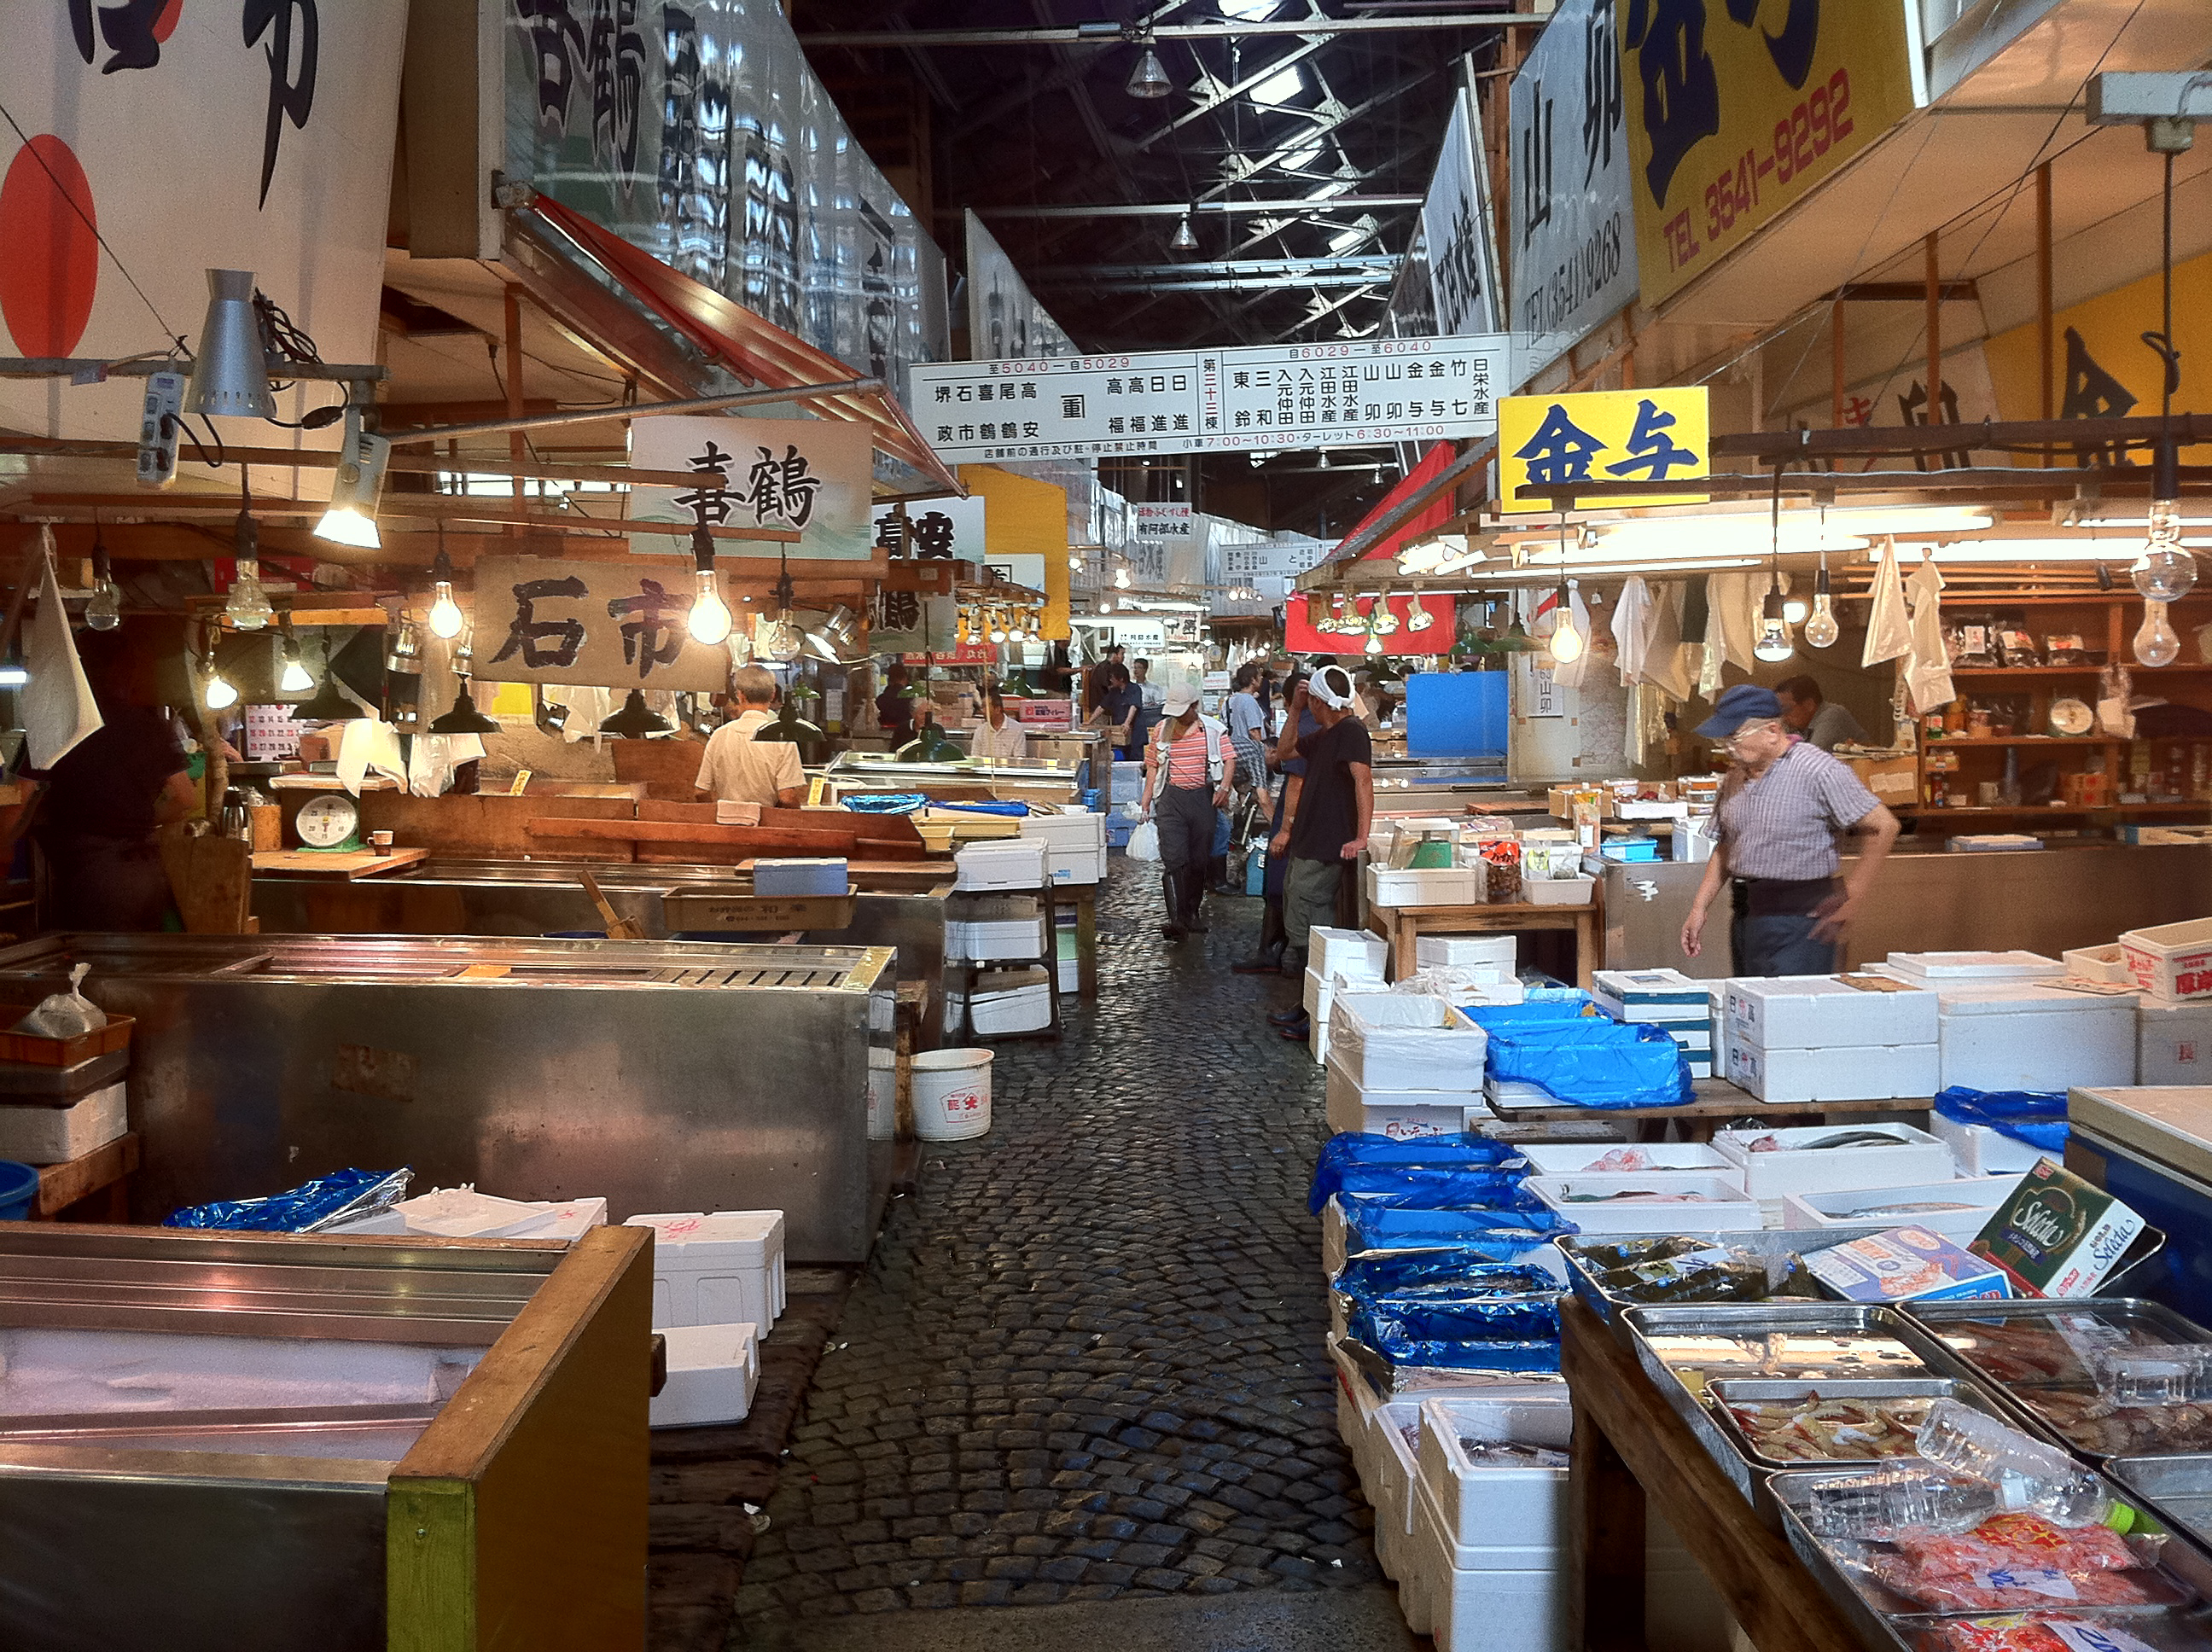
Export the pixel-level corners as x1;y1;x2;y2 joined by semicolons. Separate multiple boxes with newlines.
1324;1055;1484;1140
625;1209;788;1329
1918;978;2136;1092
1417;935;1516;969
1310;925;1390;980
0;1082;125;1165
1329;993;1487;1091
650;1322;760;1428
1019;811;1106;884
2139;999;2212;1085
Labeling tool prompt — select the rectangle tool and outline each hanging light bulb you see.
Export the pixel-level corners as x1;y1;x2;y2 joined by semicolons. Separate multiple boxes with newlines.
278;630;313;695
1126;40;1172;98
86;526;120;631
1364;627;1385;656
313;407;391;549
426;539;464;640
1068;553;1083;571
1803;558;1841;649
1115;566;1132;589
2134;440;2198;601
1169;215;1198;253
1547;576;1586;664
2135;598;2182;667
1783;589;1810;625
988;610;1008;643
685;525;731;645
1754;585;1796;663
185;269;276;419
204;661;239;709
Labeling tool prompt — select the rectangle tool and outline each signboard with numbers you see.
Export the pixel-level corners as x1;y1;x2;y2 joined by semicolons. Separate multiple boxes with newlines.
474;558;733;690
909;336;1509;464
1511;0;1641;381
1620;0;1919;308
1215;538;1327;583
1497;385;1709;514
628;416;873;560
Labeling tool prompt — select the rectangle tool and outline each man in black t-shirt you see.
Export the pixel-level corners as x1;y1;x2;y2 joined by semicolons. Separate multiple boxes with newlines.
1264;665;1374;1040
876;663;915;742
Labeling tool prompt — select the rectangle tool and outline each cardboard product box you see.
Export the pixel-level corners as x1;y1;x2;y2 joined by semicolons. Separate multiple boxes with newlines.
1725;976;1941;1049
1804;1225;2013;1303
1970;1159;2148;1298
1846;754;1920;805
2139;999;2212;1085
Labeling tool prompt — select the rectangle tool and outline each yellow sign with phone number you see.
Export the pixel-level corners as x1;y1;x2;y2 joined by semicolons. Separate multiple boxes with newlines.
1620;0;1919;308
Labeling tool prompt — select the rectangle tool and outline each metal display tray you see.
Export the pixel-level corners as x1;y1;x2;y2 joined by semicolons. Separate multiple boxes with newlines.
1705;1376;2023;1478
1902;1299;2212;1464
1560;1227;1889;1341
1769;1463;2212;1652
2111;1456;2212;1553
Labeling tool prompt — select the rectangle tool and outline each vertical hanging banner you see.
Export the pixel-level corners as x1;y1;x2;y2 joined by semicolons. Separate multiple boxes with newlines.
0;3;409;441
1511;0;1641;381
1422;84;1507;340
966;212;1075;362
1497;386;1710;514
628;416;874;559
1131;503;1203;590
474;557;732;690
1619;0;1919;308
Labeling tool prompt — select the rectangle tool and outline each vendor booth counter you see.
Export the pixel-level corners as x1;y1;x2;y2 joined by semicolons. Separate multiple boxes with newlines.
0;934;894;1264
0;1221;650;1652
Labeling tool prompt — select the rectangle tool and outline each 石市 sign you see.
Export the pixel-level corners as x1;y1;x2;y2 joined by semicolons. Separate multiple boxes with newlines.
1620;0;1918;306
1497;386;1709;514
475;557;732;691
909;336;1509;464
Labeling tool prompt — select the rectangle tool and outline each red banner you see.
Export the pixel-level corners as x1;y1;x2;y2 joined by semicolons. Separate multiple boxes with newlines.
903;645;998;666
1284;593;1455;655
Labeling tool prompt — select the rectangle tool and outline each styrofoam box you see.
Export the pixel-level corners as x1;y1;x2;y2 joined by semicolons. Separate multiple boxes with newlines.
2124;918;2212;1003
650;1322;760;1429
1527;1172;1764;1233
1723;1038;1940;1105
952;967;1053;1035
2067;943;2133;986
1365;864;1481;907
1526;874;1596;905
1930;1111;2052;1178
1415;1391;1574;1550
1924;980;2136;1092
625;1209;787;1329
1713;1123;1955;1200
952;838;1049;891
1725;976;1940;1048
1304;963;1385;1025
1311;925;1390;980
1782;1174;2028;1245
1517;1141;1736;1181
0;1081;125;1165
1417;935;1516;969
1595;967;1712;1026
1324;1059;1483;1140
1887;950;2066;980
1330;993;1487;1091
2140;999;2212;1085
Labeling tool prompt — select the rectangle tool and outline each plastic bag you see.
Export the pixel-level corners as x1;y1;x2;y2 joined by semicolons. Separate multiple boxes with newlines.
1126;820;1161;861
1325;1166;1539;1210
1934;1087;2068;1155
1353;1294;1562;1346
164;1166;413;1233
1334;1248;1559;1296
1309;1131;1524;1212
1487;1019;1692;1109
15;963;107;1038
840;793;929;814
1339;1202;1575;1253
1457;994;1598;1032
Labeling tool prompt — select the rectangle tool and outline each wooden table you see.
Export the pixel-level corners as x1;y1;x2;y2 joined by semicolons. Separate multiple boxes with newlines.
1493;1078;1935;1142
1561;1296;1862;1652
252;847;428;879
1366;893;1604;990
34;1131;139;1221
1062;881;1098;1000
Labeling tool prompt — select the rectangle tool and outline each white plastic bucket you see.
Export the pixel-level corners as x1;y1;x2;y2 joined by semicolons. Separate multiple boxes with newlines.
911;1049;993;1141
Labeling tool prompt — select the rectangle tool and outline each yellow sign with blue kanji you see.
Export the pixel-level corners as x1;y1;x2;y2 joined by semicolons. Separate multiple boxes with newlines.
1497;385;1710;514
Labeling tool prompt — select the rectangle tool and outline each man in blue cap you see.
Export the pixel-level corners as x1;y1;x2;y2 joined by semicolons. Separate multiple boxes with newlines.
1679;683;1901;976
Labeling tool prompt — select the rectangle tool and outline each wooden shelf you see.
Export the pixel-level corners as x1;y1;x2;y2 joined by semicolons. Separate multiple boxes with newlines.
1949;665;2212;678
1898;802;2212;818
1926;736;2116;748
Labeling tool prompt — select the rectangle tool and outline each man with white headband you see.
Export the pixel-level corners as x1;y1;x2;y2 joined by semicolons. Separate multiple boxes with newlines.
1264;663;1373;1042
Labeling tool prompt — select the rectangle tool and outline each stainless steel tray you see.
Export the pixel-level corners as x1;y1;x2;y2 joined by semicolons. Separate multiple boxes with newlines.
2113;1457;2212;1554
1560;1226;1890;1344
1904;1299;2212;1464
1707;1376;2020;1475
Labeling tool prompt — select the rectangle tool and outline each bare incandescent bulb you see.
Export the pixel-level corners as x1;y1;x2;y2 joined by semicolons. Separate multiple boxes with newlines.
2134;599;2182;668
1802;564;1841;649
1753;585;1795;663
205;669;240;710
688;570;732;645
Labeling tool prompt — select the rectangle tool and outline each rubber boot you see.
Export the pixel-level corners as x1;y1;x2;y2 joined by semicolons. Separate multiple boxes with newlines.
1231;899;1287;974
1209;854;1238;896
1160;872;1185;941
1185;878;1208;934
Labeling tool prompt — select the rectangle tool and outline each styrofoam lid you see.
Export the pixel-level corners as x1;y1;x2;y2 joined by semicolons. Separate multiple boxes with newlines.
1730;974;1933;1003
1930;980;2137;1013
626;1209;785;1256
1885;950;2064;978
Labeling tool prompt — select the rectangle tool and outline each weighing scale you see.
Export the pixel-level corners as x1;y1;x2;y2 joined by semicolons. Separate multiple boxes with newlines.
294;794;366;855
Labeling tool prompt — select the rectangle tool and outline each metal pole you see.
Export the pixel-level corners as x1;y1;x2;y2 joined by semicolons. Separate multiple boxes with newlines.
795;15;1556;45
381;379;887;444
1925;231;1942;427
1831;299;1846;431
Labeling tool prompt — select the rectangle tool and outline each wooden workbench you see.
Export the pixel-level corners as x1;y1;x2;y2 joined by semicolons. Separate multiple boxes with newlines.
1493;1078;1935;1142
1561;1296;1863;1652
251;847;428;880
1366;891;1604;990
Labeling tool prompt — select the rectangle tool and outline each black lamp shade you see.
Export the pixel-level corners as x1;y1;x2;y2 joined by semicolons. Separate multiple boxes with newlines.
601;689;672;738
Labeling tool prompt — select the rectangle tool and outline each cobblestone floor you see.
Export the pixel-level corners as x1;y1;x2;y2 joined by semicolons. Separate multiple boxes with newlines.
730;862;1372;1638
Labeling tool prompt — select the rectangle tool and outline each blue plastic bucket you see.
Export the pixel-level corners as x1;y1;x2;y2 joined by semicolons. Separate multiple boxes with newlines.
0;1160;38;1221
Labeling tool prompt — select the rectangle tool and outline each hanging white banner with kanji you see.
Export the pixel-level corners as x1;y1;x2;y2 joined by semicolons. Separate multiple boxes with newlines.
871;496;987;560
628;416;874;560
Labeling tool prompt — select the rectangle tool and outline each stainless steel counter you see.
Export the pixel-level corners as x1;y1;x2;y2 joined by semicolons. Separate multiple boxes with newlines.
1597;841;2212;974
251;857;950;1048
0;934;895;1263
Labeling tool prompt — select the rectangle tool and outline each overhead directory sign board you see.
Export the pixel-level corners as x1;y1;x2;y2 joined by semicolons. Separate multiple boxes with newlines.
1497;385;1709;514
910;337;1509;464
1621;0;1918;307
1510;0;1641;381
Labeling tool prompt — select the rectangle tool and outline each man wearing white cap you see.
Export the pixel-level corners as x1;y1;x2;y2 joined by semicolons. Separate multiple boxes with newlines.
1142;679;1232;940
1265;665;1373;1040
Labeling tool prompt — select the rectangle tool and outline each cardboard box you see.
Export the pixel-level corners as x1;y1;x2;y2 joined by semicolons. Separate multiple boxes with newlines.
1970;1159;2147;1298
1847;754;1920;803
1805;1225;2013;1303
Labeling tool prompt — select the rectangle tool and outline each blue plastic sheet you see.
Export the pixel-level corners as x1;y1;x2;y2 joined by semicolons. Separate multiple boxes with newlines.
164;1167;411;1232
1321;1166;1532;1210
1487;1019;1692;1109
1353;1294;1561;1345
1454;995;1599;1033
1310;1132;1522;1213
1332;1263;1558;1304
1933;1087;2068;1154
1340;1203;1575;1253
839;794;928;813
1332;1237;1562;1287
928;800;1032;817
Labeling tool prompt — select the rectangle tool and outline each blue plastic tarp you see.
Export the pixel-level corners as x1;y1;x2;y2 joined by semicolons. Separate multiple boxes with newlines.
1454;995;1600;1033
1319;1165;1531;1211
1486;1019;1692;1109
1331;1264;1559;1306
1339;1203;1575;1251
1933;1086;2068;1154
1331;1236;1563;1285
1353;1294;1562;1345
164;1167;411;1233
1309;1132;1524;1213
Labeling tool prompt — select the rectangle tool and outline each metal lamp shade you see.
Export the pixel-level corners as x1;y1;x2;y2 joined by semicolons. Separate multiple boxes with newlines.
186;270;276;419
601;689;672;737
428;684;500;736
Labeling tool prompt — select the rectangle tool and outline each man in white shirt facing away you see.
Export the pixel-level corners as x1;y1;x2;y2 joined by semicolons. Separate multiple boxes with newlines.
694;665;806;809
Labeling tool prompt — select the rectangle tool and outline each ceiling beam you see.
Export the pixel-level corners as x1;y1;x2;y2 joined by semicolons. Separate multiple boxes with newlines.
1032;255;1397;282
973;194;1423;217
1039;272;1392;294
1133;38;1332;150
796;15;1551;45
0;438;696;489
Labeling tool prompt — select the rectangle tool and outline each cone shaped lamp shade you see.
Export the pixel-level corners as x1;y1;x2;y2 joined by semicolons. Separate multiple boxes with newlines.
1126;44;1172;97
187;270;276;419
601;689;672;737
428;683;500;736
291;675;361;721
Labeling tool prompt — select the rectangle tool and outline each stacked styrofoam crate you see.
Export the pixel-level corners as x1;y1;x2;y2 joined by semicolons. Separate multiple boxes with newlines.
1305;926;1388;1067
947;896;1045;963
1324;993;1489;1138
1874;952;2135;1093
2139;996;2212;1084
1721;976;1940;1103
946;966;1053;1035
624;1210;785;1428
953;837;1049;892
1414;935;1516;979
1019;810;1106;885
1593;968;1714;1079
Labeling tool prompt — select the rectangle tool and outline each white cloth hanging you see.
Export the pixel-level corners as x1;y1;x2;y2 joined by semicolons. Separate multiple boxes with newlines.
408;732;487;798
1641;581;1695;702
1612;577;1654;682
1708;571;1761;672
1903;557;1954;713
335;718;406;794
1864;538;1913;667
552;685;613;742
20;540;102;769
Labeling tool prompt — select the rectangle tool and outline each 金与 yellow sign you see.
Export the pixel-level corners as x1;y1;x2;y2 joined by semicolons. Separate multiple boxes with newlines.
1498;385;1710;514
1620;0;1918;307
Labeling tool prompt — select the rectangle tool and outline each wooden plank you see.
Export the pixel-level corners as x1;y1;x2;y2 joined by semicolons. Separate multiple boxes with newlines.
1569;1387;1647;1652
611;739;711;801
161;831;254;933
36;1131;139;1218
251;847;430;880
361;793;638;862
662;893;860;932
529;817;926;859
1559;1300;1866;1652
